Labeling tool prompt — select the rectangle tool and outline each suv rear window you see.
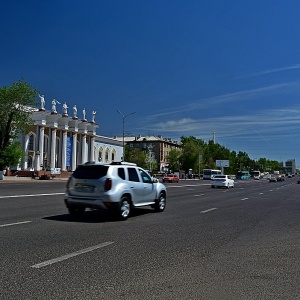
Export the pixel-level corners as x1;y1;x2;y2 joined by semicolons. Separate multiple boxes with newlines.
72;165;109;179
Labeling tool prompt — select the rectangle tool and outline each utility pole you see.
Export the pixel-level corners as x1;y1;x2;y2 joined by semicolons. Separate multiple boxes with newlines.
116;110;135;160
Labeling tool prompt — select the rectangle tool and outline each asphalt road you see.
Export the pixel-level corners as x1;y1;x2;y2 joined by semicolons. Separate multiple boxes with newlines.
1;178;300;300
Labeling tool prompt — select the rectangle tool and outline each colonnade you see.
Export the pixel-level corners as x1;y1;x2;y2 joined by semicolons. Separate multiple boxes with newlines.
23;110;98;172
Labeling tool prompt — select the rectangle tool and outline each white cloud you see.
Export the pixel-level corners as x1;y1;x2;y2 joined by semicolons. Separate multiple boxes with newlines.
240;64;300;78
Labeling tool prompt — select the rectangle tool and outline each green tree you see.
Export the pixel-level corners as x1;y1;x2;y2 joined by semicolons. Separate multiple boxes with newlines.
125;146;147;168
166;149;182;172
180;136;205;175
0;80;37;172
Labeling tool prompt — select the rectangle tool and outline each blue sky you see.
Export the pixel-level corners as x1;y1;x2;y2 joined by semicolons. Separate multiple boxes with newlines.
2;1;300;166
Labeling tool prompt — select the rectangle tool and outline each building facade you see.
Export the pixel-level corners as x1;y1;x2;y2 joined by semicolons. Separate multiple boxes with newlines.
114;135;183;172
17;105;122;173
285;159;296;174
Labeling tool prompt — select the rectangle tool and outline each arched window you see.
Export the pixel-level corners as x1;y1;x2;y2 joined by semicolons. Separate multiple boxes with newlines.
105;148;109;162
98;147;103;162
28;134;34;151
111;149;116;162
27;155;33;169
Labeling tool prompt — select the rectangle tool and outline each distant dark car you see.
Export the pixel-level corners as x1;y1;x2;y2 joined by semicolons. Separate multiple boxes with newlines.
297;177;300;184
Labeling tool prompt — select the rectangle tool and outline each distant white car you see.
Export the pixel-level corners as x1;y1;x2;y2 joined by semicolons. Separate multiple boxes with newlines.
211;175;235;189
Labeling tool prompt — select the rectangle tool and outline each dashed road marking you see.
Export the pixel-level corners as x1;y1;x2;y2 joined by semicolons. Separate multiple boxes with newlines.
0;221;32;228
0;193;64;199
201;208;217;214
31;242;114;269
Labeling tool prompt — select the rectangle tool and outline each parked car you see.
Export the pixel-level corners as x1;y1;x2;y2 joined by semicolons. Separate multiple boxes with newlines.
269;175;277;182
297;177;300;184
64;161;167;220
163;174;179;183
211;175;234;188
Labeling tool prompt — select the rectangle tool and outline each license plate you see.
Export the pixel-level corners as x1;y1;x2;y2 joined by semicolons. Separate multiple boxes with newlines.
75;184;95;193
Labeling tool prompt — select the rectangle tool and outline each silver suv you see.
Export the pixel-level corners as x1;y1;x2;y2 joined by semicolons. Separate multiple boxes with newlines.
64;162;167;220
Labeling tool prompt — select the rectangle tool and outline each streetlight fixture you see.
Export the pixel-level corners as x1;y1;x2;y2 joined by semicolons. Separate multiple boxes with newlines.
116;109;135;160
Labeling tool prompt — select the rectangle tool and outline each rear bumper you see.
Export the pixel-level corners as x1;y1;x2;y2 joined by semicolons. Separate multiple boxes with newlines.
64;196;118;210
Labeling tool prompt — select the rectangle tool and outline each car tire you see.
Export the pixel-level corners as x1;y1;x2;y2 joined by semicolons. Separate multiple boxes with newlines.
211;185;214;188
154;192;166;212
118;197;131;221
68;206;85;217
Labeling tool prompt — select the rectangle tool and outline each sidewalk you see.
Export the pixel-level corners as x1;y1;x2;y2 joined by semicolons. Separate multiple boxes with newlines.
0;176;68;182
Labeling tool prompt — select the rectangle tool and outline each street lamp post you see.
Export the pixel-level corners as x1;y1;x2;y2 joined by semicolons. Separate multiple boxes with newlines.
116;110;135;160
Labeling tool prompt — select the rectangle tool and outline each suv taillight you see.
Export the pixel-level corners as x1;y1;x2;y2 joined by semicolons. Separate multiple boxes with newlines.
104;178;112;190
66;177;72;190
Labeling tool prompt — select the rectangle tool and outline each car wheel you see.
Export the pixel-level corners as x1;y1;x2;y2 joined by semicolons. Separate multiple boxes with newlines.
68;206;85;217
154;192;166;212
211;185;214;188
118;197;131;220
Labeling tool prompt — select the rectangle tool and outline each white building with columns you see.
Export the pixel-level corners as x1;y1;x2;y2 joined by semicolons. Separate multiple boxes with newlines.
18;104;122;173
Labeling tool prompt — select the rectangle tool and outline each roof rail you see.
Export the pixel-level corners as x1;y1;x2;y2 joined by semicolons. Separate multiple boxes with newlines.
110;161;137;166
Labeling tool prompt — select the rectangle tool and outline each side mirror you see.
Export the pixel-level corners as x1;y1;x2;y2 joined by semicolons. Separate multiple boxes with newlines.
152;177;158;183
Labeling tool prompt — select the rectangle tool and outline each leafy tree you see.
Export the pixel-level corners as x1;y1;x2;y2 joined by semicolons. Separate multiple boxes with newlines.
166;149;181;171
0;80;37;171
180;136;205;175
0;142;25;169
125;145;148;168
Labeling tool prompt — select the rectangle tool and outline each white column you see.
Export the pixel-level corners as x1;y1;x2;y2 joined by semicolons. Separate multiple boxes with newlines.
81;134;87;164
61;130;68;171
39;126;45;168
72;132;77;171
90;136;95;162
51;129;57;168
23;135;29;170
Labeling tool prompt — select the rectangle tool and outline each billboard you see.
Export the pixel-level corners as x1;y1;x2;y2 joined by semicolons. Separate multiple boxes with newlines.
216;160;229;167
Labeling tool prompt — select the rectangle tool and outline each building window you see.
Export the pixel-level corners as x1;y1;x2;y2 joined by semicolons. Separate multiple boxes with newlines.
111;150;116;161
105;149;109;162
98;148;103;162
27;155;33;169
28;134;34;151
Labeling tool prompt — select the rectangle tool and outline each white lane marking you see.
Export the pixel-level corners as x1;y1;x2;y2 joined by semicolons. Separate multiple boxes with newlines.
259;193;264;195
241;198;248;201
0;193;64;199
31;242;114;269
194;194;204;197
0;221;32;228
201;208;217;214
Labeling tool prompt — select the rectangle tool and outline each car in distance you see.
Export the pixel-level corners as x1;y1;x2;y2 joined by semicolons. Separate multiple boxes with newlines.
297;176;300;184
162;174;179;183
211;175;234;188
64;161;167;220
276;175;285;181
269;175;277;182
